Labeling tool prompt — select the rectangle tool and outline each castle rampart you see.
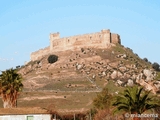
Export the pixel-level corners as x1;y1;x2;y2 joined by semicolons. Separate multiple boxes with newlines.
30;46;50;61
30;29;121;61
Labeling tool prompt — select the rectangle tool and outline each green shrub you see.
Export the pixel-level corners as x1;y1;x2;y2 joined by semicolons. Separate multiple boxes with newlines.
143;58;148;62
81;48;84;52
48;55;58;64
152;62;159;71
93;87;112;110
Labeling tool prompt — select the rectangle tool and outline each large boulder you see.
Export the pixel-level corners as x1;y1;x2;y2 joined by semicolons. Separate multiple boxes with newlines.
111;71;122;79
102;71;106;76
76;64;83;70
111;71;117;79
123;73;131;79
136;78;156;94
119;66;127;72
115;80;123;86
127;79;134;86
131;74;137;81
136;73;143;82
153;81;160;89
121;54;127;59
143;69;154;82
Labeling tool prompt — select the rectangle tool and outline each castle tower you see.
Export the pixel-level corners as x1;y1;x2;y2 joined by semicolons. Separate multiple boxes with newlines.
111;33;121;44
49;32;60;51
101;29;111;47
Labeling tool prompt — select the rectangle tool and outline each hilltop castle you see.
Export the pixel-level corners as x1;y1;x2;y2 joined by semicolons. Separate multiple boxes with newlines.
30;29;121;61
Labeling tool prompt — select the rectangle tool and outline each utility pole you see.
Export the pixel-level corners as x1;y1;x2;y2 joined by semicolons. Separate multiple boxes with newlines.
74;113;75;120
89;112;92;120
54;114;56;120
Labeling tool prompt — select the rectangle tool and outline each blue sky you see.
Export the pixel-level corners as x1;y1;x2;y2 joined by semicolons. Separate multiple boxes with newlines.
0;0;160;71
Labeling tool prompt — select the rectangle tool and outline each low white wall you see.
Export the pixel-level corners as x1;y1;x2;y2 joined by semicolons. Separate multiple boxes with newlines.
0;114;51;120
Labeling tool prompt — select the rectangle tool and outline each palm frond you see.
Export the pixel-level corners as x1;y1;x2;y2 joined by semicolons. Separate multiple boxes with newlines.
112;85;160;115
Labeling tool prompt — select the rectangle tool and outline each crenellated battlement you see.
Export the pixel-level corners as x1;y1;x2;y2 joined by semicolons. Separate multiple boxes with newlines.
30;29;121;61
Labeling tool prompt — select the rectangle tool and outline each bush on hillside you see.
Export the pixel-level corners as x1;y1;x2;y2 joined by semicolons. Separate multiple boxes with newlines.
93;87;112;110
143;58;148;62
81;48;84;52
134;53;139;57
16;65;20;69
152;62;160;71
48;55;58;64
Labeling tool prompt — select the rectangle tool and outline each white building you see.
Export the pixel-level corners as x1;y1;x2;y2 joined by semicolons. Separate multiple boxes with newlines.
0;107;52;120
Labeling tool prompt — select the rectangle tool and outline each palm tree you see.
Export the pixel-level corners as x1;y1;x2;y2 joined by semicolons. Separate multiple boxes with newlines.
0;68;23;108
112;86;160;120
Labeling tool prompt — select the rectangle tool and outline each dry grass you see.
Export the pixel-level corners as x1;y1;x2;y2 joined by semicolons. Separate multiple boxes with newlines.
0;91;97;112
0;107;49;115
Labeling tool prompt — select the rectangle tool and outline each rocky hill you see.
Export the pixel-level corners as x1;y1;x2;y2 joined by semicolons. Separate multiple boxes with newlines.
15;43;160;113
18;44;160;94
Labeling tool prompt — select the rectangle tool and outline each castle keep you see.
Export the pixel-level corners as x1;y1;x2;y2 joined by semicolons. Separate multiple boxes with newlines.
30;29;121;61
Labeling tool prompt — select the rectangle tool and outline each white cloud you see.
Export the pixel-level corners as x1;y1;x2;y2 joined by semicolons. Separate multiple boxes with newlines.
0;58;14;61
14;52;18;54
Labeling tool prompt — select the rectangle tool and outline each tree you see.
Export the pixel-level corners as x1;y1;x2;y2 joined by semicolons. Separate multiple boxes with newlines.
143;58;148;62
0;68;23;108
93;87;112;110
152;62;160;71
48;55;58;64
112;86;160;120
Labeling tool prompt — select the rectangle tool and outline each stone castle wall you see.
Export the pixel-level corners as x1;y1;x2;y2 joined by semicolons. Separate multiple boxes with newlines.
30;29;121;61
30;46;50;61
111;33;121;44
